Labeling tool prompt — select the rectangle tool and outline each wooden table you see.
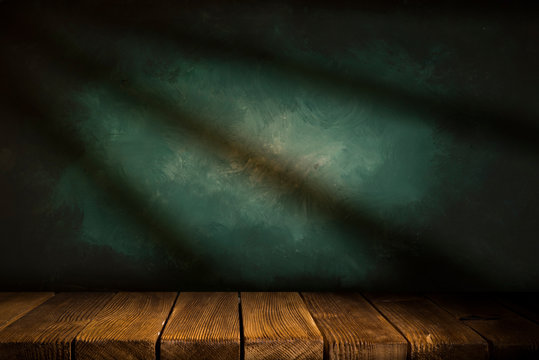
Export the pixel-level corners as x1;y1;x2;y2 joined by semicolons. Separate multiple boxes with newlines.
0;292;537;359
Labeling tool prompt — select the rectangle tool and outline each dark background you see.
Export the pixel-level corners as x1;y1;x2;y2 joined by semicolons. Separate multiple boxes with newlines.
1;0;538;291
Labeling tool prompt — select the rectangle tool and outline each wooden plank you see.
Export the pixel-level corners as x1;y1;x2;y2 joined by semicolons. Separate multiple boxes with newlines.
160;292;240;360
366;294;489;360
302;292;408;360
498;293;539;324
75;292;177;360
0;292;54;331
241;292;323;360
0;292;114;360
429;293;539;359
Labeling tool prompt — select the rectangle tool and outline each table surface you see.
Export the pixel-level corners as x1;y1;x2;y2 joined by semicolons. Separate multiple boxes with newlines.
0;292;537;360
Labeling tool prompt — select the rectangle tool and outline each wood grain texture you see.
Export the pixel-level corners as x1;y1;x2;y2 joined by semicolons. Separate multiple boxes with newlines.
75;292;177;360
0;292;114;360
366;294;488;360
302;293;408;360
241;292;323;360
429;293;539;359
160;292;240;360
0;292;54;331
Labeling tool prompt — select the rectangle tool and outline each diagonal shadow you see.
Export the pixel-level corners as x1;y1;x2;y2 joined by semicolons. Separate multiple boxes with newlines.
44;0;539;155
0;91;217;289
0;31;215;287
1;7;498;290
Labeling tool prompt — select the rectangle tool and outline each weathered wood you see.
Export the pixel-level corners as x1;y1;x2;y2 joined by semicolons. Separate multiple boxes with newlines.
75;292;177;360
160;292;240;360
429;293;539;359
302;292;408;360
241;292;323;360
0;292;54;331
0;292;114;360
366;294;489;360
498;293;539;324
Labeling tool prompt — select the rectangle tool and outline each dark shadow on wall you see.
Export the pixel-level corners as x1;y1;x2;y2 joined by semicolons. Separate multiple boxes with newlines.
36;0;539;155
1;0;537;291
0;11;216;287
0;92;215;290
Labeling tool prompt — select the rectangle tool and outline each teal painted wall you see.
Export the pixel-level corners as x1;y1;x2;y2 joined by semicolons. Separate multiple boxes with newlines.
1;1;538;290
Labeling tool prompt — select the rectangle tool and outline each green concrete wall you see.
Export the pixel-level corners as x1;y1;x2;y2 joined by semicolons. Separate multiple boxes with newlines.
1;1;538;290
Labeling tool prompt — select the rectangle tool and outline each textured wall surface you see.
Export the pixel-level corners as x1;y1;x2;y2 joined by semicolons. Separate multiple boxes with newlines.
1;1;538;290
